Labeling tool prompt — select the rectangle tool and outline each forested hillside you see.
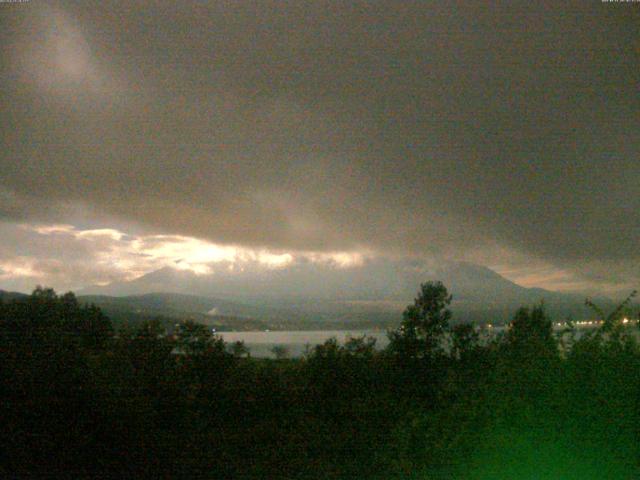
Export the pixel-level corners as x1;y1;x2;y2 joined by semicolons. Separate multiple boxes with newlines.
1;284;638;478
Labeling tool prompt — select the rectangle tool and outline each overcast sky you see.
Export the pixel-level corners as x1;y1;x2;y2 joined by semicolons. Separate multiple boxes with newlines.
0;1;638;295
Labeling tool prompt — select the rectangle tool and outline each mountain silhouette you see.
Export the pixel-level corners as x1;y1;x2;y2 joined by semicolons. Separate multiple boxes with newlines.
80;260;610;324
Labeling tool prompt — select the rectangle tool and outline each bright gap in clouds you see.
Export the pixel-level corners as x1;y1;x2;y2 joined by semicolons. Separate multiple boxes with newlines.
129;235;298;275
1;223;628;297
0;223;367;292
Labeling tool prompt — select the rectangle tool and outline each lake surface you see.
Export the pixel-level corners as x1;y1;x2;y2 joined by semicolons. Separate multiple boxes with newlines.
218;323;623;358
218;330;390;358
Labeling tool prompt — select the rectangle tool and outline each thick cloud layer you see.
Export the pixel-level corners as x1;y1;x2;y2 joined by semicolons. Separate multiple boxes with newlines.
1;1;638;292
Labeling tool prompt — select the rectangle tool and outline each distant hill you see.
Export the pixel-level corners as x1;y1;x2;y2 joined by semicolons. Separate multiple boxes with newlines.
0;290;29;302
80;260;618;326
0;289;273;331
77;292;277;331
80;292;258;318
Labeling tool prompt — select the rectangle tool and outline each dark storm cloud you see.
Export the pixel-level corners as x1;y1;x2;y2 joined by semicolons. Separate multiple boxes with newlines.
1;1;638;287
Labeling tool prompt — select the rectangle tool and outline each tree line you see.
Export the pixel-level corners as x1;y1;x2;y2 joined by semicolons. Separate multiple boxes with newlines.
1;283;639;478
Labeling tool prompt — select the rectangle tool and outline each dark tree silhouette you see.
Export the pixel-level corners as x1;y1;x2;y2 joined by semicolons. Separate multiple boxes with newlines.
388;281;452;359
175;320;225;356
230;340;250;358
505;303;557;358
451;322;479;361
270;344;289;359
2;283;640;479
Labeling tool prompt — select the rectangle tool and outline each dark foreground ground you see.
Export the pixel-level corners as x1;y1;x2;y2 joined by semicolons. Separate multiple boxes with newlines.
1;286;639;479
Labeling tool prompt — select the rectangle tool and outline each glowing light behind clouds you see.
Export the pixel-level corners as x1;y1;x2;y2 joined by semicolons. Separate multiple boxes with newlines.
0;222;367;292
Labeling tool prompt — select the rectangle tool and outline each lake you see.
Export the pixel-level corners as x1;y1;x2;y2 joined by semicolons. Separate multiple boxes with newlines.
218;323;620;358
218;330;391;358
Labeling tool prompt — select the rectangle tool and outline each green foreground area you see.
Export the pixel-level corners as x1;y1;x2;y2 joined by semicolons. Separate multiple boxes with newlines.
1;284;639;479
